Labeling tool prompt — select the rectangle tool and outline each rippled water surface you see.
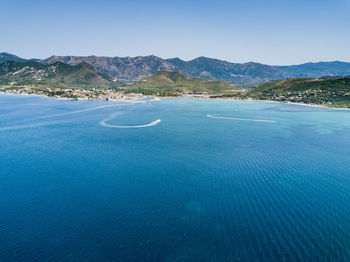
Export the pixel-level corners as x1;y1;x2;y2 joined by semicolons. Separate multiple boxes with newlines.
0;95;350;261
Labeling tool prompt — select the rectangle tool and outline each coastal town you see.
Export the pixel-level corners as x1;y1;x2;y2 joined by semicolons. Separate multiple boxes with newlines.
0;84;215;101
0;85;137;101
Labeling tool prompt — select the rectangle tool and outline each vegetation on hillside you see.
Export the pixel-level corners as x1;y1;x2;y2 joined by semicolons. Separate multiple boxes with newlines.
129;71;235;94
248;77;350;108
0;60;122;89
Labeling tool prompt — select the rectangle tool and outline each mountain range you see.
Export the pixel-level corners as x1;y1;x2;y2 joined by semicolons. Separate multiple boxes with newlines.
1;52;350;86
0;60;230;93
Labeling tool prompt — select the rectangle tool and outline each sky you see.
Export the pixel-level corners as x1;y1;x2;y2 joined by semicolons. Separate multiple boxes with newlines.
1;0;350;65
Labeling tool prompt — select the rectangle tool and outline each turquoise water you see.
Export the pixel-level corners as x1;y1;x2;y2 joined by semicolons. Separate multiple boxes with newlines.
0;94;350;261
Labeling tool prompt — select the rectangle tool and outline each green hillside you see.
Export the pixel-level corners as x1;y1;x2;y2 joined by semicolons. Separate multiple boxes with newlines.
128;71;235;95
248;77;350;108
0;60;121;89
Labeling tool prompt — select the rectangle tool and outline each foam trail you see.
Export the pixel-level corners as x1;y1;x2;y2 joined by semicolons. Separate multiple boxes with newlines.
207;114;276;123
0;121;68;132
100;113;161;128
31;104;126;121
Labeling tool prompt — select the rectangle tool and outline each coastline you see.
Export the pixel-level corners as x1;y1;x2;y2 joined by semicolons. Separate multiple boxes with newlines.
0;91;151;104
205;95;350;110
188;95;350;110
247;99;350;111
1;90;350;110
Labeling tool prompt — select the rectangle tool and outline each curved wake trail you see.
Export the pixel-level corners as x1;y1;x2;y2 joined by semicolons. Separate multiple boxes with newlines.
207;114;276;123
100;113;161;128
0;121;68;132
1;98;161;132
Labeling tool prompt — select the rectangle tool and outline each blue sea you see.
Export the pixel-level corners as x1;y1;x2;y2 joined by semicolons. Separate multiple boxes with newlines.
0;94;350;261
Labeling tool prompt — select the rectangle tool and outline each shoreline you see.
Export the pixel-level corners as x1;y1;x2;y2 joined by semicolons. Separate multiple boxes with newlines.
1;91;350;111
203;96;350;110
0;91;151;104
183;95;350;110
247;99;350;111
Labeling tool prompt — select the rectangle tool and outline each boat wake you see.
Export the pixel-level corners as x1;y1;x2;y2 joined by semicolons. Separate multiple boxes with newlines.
31;104;126;121
1;98;162;132
100;113;161;128
206;114;276;123
0;121;68;132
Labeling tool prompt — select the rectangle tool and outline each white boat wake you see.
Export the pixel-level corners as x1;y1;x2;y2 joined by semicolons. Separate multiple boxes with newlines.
0;121;68;132
1;99;162;132
206;114;276;123
100;113;161;128
31;104;125;121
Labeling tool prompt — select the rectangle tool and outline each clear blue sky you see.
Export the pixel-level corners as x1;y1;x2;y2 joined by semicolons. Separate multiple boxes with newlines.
2;0;350;65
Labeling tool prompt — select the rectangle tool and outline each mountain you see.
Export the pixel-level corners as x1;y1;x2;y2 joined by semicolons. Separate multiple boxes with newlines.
276;61;350;78
0;60;119;88
41;55;176;81
133;71;234;93
41;54;350;86
2;52;350;86
0;52;27;63
165;57;283;86
248;77;350;108
41;55;283;86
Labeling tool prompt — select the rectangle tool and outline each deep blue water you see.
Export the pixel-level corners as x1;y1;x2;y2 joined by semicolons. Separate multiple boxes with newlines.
0;94;350;261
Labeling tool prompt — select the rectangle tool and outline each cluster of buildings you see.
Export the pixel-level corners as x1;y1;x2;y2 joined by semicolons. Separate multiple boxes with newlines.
0;86;127;101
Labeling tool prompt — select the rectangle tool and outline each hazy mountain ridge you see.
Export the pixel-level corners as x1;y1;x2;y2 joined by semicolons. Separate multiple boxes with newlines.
2;52;350;86
276;61;350;78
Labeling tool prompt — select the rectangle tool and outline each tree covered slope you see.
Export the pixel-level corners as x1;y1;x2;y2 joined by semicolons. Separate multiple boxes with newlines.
248;77;350;108
131;71;234;93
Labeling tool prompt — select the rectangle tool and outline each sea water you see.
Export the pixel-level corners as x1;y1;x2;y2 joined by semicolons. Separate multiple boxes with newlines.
0;94;349;261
